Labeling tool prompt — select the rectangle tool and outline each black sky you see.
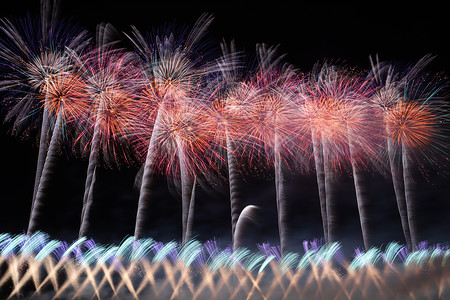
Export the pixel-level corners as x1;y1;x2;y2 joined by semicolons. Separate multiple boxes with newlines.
68;3;450;73
0;2;449;252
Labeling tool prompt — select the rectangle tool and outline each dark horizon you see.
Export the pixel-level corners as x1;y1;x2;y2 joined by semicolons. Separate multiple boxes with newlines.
0;2;449;253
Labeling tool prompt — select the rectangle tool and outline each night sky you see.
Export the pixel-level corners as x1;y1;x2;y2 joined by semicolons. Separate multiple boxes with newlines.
0;2;449;253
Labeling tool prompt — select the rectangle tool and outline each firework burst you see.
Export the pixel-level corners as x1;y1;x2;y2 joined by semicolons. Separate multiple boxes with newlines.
199;41;261;248
0;16;89;136
0;7;449;300
295;63;380;247
0;14;90;235
237;44;302;253
369;55;449;250
148;95;216;178
129;14;220;241
41;73;90;123
74;47;143;238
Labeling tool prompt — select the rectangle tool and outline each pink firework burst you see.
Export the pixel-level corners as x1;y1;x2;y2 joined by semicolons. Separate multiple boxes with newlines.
296;64;381;172
294;63;381;246
74;47;143;166
243;61;301;169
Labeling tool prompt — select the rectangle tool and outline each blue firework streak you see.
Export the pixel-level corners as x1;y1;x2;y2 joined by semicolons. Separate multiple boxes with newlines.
0;232;449;299
0;15;90;135
0;232;448;271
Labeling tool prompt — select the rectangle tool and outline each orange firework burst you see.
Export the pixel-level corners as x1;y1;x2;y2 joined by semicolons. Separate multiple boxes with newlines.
132;77;216;175
135;77;189;131
369;57;449;169
301;96;347;145
75;47;143;166
0;15;90;136
148;95;217;178
367;56;449;249
92;86;142;157
385;100;438;149
296;65;379;172
204;41;248;153
243;69;301;167
40;73;90;123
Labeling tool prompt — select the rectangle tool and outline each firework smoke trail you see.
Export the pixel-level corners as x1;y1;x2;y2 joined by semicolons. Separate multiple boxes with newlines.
310;127;328;241
296;71;336;244
334;69;379;250
220;42;244;248
369;55;448;250
203;40;248;248
133;91;216;241
323;138;337;244
31;0;59;210
309;66;345;245
176;135;195;242
330;65;377;249
77;26;123;237
33;0;58;231
226;129;242;246
133;103;160;239
153;95;217;243
244;44;300;254
185;175;197;242
296;64;379;246
347;124;375;251
205;80;257;247
386;99;446;248
369;57;413;249
0;14;89;234
75;47;142;238
296;76;334;243
30;96;50;232
128;13;215;240
78;23;123;226
28;69;90;236
30;109;63;235
30;72;90;235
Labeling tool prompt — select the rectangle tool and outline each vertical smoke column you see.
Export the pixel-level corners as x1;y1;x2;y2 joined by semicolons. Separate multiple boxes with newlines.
311;128;328;243
247;44;299;254
29;100;50;233
75;42;141;238
274;128;290;253
322;140;337;243
213;40;246;248
177;137;194;243
369;55;445;251
28;109;63;234
347;126;372;250
185;175;197;242
78;23;123;238
28;0;61;234
27;72;90;234
134;107;162;239
226;131;243;246
78;100;103;238
402;143;418;249
386;121;412;250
